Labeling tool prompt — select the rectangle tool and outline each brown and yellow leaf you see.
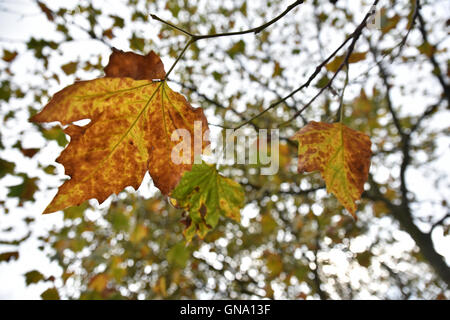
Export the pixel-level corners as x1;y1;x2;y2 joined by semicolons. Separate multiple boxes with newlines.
31;49;208;213
88;274;110;292
291;121;371;217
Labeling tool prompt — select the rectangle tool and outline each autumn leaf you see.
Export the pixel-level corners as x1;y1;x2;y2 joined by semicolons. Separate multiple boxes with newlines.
30;49;209;214
170;162;245;241
61;61;78;75
291;121;371;217
7;173;39;206
2;49;18;63
40;287;60;300
37;1;54;22
88;274;110;292
0;251;19;263
325;51;368;73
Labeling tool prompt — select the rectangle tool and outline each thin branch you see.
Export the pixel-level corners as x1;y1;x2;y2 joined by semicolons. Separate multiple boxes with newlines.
371;40;412;210
164;38;194;79
389;0;421;62
416;5;450;104
149;14;195;37
233;31;355;130
0;232;31;246
235;56;308;125
430;213;450;234
410;99;442;133
372;45;406;138
278;0;380;127
154;0;305;84
380;262;411;299
151;0;304;41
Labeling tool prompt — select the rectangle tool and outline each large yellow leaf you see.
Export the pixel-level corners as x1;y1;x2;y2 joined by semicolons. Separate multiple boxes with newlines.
292;121;371;217
31;49;208;213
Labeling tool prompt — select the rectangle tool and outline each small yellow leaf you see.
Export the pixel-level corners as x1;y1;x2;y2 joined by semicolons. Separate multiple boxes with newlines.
61;62;78;75
292;121;372;217
40;287;60;300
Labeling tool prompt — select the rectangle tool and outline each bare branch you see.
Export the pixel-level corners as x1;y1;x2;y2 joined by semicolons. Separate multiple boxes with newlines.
151;1;305;40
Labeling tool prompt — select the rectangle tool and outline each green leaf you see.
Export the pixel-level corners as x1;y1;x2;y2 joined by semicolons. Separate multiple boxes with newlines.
129;33;145;52
171;162;245;242
63;202;89;220
0;80;12;102
61;61;78;75
7;174;39;206
167;242;190;268
109;15;125;28
40;287;60;300
24;270;45;285
261;213;277;234
0;158;15;179
109;207;130;232
227;40;246;58
41;125;68;147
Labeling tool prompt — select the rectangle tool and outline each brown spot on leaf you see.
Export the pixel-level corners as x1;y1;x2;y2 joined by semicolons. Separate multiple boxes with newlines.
199;203;207;219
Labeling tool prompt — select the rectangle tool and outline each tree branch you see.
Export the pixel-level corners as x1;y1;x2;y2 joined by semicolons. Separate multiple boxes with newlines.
151;0;305;40
430;213;450;234
416;6;450;105
364;177;450;287
278;0;380;127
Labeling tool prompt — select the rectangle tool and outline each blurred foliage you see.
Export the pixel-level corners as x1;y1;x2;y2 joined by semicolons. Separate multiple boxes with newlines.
0;0;449;299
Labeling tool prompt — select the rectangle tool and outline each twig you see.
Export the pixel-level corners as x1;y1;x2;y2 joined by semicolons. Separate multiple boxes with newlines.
410;99;442;133
151;0;304;40
430;213;450;234
336;62;349;123
278;0;380;127
164;38;194;79
416;5;450;104
152;0;305;81
389;0;421;62
233;30;356;130
370;41;406;138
